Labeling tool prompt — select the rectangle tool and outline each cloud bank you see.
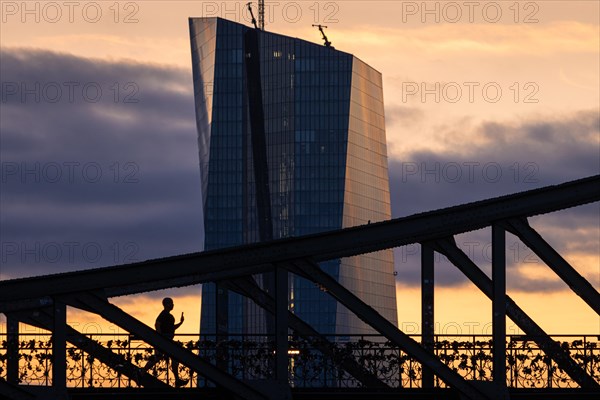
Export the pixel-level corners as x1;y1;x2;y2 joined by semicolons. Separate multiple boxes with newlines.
1;49;597;296
388;110;599;291
1;49;204;279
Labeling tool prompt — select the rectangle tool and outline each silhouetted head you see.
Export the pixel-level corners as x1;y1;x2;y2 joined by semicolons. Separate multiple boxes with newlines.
162;297;174;310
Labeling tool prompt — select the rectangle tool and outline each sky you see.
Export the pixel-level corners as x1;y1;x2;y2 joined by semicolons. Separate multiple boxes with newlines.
0;1;598;337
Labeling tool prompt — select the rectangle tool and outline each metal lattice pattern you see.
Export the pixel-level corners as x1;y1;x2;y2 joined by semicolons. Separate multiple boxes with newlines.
1;334;598;389
1;176;599;400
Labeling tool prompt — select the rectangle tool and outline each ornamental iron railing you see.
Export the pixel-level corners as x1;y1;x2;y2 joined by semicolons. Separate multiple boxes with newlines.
1;333;598;389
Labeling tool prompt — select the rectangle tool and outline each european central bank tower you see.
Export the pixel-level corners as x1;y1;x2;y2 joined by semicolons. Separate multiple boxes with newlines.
190;17;397;337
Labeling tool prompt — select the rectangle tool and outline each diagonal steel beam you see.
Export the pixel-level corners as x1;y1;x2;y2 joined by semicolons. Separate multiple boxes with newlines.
0;379;36;400
222;275;389;388
432;237;599;389
502;217;600;315
11;308;168;389
286;259;497;400
69;292;270;400
1;175;598;310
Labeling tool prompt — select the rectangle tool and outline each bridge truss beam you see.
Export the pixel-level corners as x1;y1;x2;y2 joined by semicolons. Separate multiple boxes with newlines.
68;292;271;400
503;217;600;315
431;237;599;388
1;176;598;311
222;275;390;388
10;308;168;389
0;380;35;400
286;258;497;400
1;175;599;399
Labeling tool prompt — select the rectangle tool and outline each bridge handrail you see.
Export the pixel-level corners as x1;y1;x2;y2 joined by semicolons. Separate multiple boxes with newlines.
1;332;598;389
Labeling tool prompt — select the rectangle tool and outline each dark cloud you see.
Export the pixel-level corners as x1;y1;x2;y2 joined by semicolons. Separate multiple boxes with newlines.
1;48;204;280
389;112;599;291
389;110;599;216
1;49;597;298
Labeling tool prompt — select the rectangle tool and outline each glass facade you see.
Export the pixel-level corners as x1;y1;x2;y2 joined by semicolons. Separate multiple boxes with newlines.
189;17;397;337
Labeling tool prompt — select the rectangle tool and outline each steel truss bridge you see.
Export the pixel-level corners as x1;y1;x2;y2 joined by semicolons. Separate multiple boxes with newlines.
1;175;599;400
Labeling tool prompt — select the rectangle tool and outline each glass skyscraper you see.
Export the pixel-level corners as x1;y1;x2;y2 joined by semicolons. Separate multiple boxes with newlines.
190;17;397;337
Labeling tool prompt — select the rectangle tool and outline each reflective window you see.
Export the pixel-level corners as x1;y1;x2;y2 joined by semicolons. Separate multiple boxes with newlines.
191;18;397;337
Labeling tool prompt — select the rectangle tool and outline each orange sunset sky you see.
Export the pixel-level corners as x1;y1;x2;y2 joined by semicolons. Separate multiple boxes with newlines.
0;1;598;336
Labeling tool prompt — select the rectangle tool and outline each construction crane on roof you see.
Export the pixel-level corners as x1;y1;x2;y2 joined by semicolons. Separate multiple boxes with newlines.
258;0;264;30
312;24;332;48
247;1;265;30
247;2;258;29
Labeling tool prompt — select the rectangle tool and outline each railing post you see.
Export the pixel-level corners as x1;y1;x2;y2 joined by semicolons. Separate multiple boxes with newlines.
547;349;553;388
492;224;507;392
53;300;67;398
275;265;292;398
6;314;19;384
509;336;514;387
584;336;589;377
216;284;229;372
421;244;435;388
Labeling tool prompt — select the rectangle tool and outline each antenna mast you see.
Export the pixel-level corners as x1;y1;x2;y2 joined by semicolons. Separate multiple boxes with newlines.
258;0;264;30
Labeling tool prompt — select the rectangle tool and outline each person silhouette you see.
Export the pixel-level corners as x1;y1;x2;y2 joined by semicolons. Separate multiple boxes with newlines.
142;297;188;387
